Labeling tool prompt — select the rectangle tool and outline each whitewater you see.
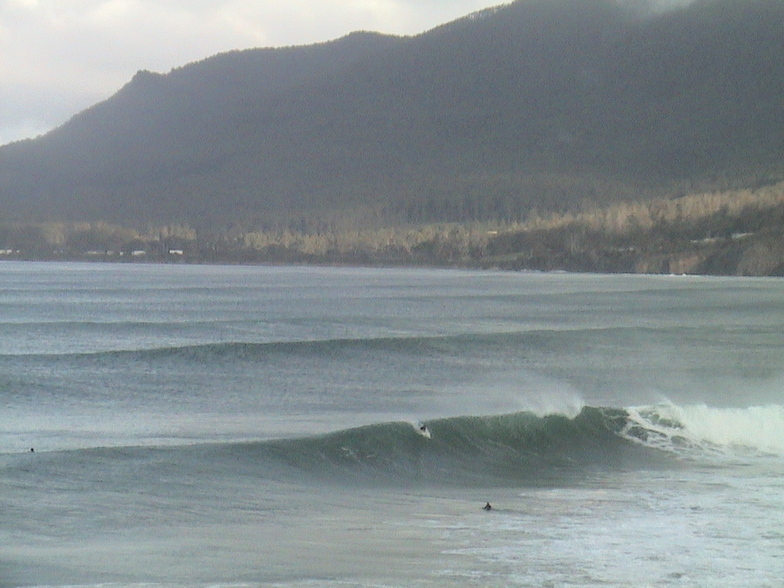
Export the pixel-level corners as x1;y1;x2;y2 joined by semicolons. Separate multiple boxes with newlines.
1;262;783;587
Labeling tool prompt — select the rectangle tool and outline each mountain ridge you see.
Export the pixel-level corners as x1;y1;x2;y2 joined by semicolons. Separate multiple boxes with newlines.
1;0;782;230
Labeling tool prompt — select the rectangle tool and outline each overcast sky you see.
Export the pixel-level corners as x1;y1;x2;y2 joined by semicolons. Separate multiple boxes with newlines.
0;0;516;146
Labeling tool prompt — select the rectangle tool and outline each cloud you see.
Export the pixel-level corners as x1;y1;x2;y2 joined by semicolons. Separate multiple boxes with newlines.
0;0;505;144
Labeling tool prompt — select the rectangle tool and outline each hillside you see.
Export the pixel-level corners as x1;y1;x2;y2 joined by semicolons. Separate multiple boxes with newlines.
1;0;783;231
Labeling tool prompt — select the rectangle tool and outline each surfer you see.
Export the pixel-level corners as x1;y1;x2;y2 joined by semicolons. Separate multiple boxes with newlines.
414;421;431;438
30;447;34;453
483;502;492;511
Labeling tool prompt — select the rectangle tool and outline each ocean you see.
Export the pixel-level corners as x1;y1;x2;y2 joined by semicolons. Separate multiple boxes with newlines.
1;261;783;587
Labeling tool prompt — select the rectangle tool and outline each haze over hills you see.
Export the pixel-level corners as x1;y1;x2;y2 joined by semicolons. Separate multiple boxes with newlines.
0;0;783;232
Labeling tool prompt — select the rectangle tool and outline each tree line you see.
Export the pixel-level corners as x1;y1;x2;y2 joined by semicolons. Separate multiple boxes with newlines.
2;180;784;276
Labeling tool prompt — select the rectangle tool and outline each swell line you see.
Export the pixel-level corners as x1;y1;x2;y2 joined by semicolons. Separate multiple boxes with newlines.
0;325;711;361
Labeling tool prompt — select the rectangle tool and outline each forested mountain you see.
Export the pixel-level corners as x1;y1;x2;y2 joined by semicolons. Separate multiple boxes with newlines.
1;0;782;231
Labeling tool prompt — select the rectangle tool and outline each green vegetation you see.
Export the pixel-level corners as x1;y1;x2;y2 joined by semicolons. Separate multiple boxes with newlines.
1;0;783;232
4;181;784;276
1;0;782;276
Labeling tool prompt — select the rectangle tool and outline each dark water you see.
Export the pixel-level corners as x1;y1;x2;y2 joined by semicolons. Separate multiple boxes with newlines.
1;262;783;586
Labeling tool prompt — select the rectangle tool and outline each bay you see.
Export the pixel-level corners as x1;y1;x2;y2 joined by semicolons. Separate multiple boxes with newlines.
1;262;783;586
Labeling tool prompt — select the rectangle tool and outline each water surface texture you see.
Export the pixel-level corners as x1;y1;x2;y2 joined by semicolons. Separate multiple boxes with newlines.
2;263;783;586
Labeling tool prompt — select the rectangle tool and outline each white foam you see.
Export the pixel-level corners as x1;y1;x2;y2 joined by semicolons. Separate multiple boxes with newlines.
625;402;784;456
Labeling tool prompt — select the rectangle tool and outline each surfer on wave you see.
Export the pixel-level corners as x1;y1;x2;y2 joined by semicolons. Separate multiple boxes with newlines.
415;421;431;438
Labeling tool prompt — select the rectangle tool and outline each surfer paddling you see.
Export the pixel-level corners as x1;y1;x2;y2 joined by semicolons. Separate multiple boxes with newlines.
483;502;492;511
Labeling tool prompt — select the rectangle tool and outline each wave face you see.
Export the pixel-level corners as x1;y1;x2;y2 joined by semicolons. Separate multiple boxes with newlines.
223;402;784;486
198;407;679;488
7;403;781;491
0;408;660;490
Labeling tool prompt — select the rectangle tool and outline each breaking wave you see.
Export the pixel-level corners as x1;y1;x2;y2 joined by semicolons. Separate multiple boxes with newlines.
7;404;782;489
622;402;784;457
